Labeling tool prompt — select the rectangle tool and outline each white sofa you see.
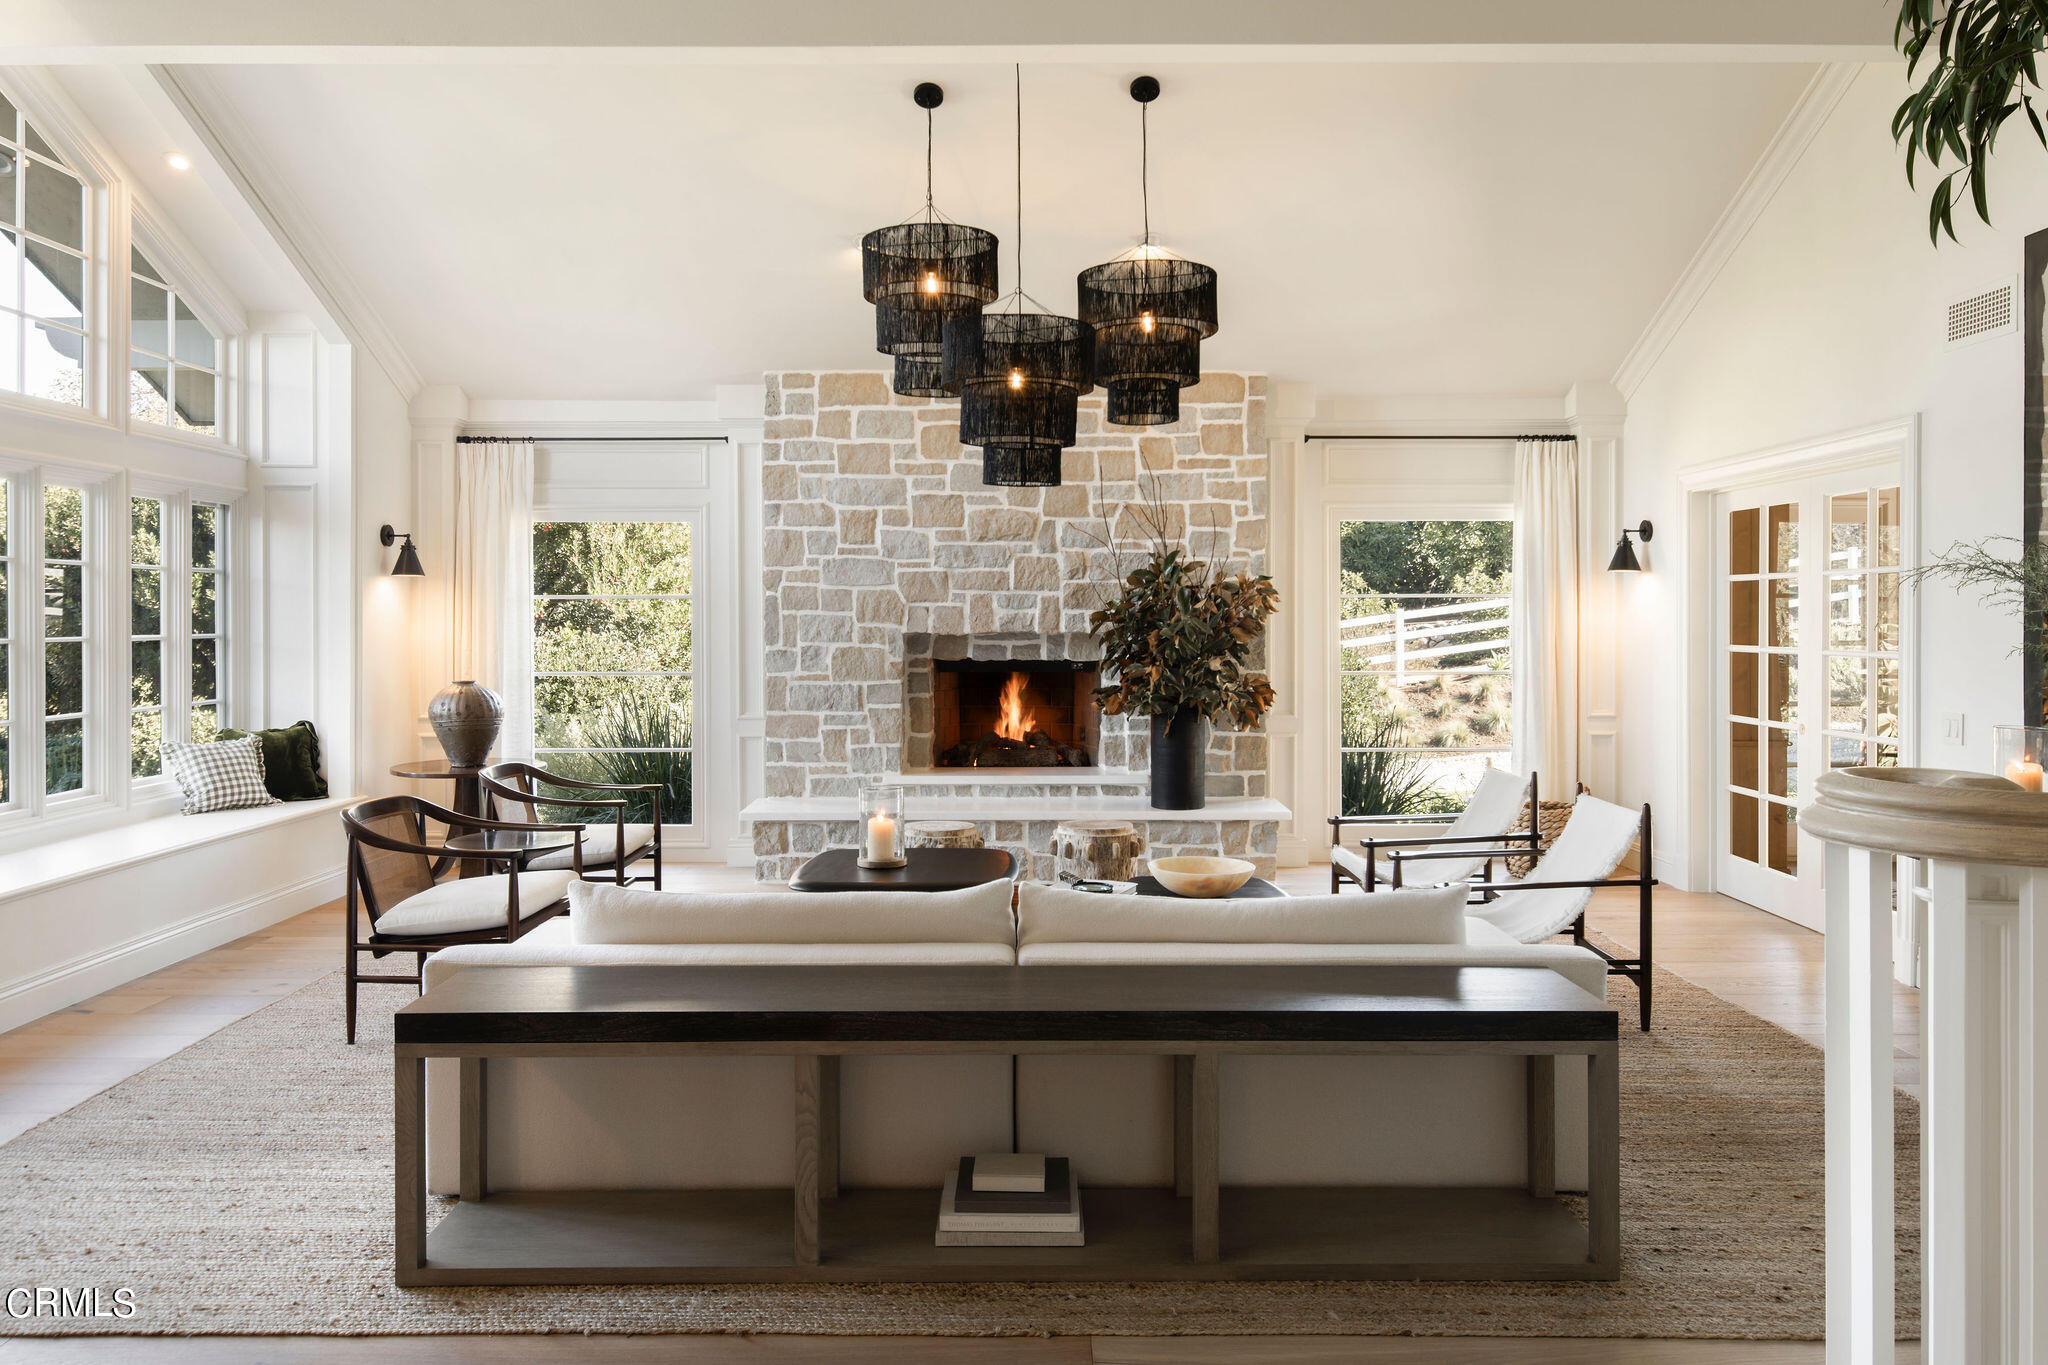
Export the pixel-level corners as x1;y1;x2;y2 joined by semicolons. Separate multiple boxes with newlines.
421;879;1606;1196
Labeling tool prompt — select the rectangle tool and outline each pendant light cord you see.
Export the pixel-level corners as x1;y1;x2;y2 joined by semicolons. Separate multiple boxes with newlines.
1014;62;1023;305
924;104;934;214
1141;98;1151;246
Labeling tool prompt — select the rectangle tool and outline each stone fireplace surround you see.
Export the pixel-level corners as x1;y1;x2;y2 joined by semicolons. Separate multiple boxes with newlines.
741;370;1287;881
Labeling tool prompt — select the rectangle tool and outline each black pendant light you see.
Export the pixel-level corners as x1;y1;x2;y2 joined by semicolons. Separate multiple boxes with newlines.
1078;76;1219;427
861;83;999;398
941;65;1094;487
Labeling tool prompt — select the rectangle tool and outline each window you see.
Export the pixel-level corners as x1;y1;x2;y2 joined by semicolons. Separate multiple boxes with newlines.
129;497;164;776
129;248;222;438
190;501;224;742
1337;518;1512;815
0;479;10;803
530;520;694;825
0;87;90;409
43;484;86;794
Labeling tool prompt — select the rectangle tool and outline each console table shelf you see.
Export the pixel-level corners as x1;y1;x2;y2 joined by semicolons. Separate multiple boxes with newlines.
395;964;1618;1286
420;1185;1599;1285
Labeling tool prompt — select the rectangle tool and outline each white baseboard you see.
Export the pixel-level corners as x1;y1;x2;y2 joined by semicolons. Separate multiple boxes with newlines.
0;867;342;1033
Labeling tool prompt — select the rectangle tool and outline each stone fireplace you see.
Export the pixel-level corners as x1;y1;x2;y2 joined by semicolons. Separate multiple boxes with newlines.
743;369;1285;880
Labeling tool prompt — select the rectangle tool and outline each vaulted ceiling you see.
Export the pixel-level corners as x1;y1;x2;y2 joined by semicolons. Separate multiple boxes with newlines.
95;56;1825;401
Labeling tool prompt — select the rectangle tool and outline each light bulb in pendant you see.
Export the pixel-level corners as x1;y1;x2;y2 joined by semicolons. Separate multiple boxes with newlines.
921;271;940;295
1140;312;1155;334
1008;368;1024;390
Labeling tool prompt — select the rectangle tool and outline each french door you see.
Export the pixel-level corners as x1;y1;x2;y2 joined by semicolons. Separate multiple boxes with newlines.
1714;464;1904;928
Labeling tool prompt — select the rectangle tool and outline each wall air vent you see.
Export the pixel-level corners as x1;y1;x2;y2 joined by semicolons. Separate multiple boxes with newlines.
1946;278;2016;349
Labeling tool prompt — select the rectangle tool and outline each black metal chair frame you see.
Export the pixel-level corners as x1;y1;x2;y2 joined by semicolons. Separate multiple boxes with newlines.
480;762;664;889
1325;772;1541;894
1387;802;1658;1031
340;794;583;1044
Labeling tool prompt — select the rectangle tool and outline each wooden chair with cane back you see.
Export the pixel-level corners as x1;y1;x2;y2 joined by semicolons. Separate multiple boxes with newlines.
340;794;583;1043
479;761;664;888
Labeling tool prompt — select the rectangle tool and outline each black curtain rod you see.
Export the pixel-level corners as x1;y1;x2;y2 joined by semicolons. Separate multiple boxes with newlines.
455;435;730;444
1305;433;1576;442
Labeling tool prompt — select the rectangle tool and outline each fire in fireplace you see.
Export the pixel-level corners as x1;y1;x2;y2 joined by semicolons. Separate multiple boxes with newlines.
934;659;1099;768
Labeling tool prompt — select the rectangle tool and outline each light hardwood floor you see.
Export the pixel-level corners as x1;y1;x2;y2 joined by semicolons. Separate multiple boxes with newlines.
0;865;1919;1363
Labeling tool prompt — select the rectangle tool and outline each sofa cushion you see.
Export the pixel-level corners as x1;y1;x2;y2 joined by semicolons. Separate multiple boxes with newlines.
526;822;656;871
375;870;574;937
1016;881;1467;947
570;877;1016;947
1016;937;1609;998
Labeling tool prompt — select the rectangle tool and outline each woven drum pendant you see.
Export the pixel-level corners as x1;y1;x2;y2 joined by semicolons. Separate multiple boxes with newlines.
860;83;1000;397
1077;76;1220;428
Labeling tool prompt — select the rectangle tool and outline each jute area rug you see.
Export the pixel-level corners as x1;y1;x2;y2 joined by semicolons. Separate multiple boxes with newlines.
0;947;1919;1339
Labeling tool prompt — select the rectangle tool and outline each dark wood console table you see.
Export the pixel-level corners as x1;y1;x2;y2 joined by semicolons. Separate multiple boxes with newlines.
394;964;1618;1285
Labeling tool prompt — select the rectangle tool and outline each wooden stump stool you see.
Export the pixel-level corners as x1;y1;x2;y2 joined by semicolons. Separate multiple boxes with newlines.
905;820;985;850
1052;819;1146;884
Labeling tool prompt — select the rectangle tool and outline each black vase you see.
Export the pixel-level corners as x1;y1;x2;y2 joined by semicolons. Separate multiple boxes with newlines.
1149;709;1209;810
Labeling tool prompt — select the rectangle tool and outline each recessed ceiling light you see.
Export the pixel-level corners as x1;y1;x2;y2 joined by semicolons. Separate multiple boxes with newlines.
165;153;191;172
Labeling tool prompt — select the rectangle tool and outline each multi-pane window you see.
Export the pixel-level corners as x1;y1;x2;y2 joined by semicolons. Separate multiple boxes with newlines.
0;479;10;804
0;88;90;409
130;497;164;776
530;520;694;825
190;502;224;742
1337;519;1513;815
43;485;85;795
1824;485;1903;771
129;249;222;438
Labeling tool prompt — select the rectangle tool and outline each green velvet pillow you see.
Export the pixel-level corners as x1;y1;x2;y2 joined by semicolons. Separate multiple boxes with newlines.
217;720;328;801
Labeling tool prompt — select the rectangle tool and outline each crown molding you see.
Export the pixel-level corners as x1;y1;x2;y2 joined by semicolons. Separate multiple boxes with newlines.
1610;60;1862;402
146;64;424;400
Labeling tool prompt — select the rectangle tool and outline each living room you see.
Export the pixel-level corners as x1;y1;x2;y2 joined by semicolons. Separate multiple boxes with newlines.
2;2;2041;1361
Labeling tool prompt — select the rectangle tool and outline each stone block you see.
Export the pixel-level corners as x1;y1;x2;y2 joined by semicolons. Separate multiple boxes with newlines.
783;372;816;389
920;423;964;459
969;508;1036;541
762;464;800;501
856;589;906;625
836;442;895;475
820;556;894;587
838;508;878;545
764;529;806;568
764;417;813;439
1011;555;1060;590
826;476;908;507
1201;423;1245;456
880;528;932;560
765;713;819;739
815;409;852;440
911;493;966;528
781;501;834;527
901;570;950;601
856;408;916;439
832;645;889;681
819;372;890;407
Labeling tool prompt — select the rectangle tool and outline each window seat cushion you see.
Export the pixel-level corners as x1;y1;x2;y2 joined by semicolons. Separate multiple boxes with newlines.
375;870;574;938
526;822;655;871
0;796;351;905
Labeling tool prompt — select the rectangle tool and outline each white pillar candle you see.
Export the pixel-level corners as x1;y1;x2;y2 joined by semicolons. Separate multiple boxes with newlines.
2009;758;2045;792
865;811;896;863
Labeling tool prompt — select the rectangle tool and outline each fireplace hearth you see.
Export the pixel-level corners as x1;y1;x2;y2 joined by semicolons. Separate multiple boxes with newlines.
935;659;1099;768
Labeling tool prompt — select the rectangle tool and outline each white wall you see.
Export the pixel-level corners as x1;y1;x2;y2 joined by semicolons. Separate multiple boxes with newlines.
353;355;419;798
1617;61;2034;886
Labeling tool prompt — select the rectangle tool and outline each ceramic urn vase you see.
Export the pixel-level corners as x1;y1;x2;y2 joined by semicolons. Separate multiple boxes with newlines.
428;680;503;768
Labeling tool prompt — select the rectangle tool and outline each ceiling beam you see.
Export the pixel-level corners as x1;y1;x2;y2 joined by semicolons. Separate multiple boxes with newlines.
5;0;1896;63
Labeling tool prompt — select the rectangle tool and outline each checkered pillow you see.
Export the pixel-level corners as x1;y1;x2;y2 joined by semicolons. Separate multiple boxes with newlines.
163;735;283;815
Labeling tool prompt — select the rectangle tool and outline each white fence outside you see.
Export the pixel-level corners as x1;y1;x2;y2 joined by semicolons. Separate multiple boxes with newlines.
1340;595;1510;684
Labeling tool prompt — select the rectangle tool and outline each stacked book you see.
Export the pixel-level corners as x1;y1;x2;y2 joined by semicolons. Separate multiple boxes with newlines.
936;1153;1083;1247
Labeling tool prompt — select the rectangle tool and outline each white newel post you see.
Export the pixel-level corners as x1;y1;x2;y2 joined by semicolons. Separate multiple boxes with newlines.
1805;767;2048;1365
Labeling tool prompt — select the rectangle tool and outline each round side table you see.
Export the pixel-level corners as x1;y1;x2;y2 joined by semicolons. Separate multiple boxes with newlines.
390;758;486;877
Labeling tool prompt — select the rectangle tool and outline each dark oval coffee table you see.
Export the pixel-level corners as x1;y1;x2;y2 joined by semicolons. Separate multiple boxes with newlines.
789;846;1018;892
1134;875;1286;899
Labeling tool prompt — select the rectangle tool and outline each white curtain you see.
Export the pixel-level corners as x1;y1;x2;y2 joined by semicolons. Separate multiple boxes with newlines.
1511;438;1579;795
452;439;534;758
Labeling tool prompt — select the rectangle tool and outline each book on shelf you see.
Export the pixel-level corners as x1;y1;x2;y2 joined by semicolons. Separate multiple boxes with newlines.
967;1151;1046;1192
952;1157;1072;1214
937;1167;1083;1241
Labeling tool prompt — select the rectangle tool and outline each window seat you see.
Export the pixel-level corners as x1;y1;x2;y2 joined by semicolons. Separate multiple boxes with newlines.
0;795;351;904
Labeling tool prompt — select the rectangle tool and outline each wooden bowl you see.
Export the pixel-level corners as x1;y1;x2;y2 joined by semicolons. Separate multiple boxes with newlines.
1148;855;1256;898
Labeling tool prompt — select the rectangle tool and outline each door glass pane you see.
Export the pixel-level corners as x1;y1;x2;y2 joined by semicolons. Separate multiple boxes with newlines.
1766;726;1797;799
1730;653;1757;719
1875;487;1901;567
1873;742;1900;768
1730;507;1760;576
1828;575;1866;649
1730;580;1758;648
1874;571;1900;652
1829;492;1868;569
1768;503;1799;572
1730;793;1759;863
1830;735;1867;768
1730;721;1759;790
1767;653;1798;723
1831;657;1868;734
1768;579;1799;648
1766;802;1798;875
1875;658;1900;738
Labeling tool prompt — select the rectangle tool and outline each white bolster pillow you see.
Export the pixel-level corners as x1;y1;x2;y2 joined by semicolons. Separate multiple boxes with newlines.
1016;882;1468;947
570;877;1017;947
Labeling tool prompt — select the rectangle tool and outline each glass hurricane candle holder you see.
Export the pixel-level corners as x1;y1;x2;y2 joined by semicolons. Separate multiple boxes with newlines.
1994;724;2048;792
857;783;907;869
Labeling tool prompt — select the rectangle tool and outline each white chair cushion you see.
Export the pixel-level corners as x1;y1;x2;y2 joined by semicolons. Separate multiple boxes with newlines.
1469;793;1642;943
526;822;656;871
1330;843;1371;881
1017;882;1468;947
374;870;575;937
1375;765;1528;886
569;877;1017;947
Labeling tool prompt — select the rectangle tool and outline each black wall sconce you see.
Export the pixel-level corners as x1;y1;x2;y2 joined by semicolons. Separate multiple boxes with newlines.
1607;520;1653;573
380;525;424;578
